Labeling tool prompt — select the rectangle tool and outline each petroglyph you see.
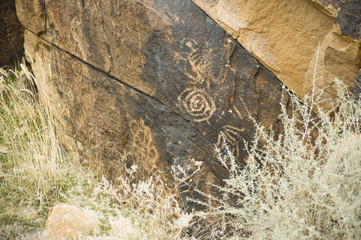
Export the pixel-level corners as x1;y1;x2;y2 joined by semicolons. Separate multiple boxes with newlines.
175;38;234;87
217;125;244;158
239;96;252;118
231;105;244;120
125;118;159;176
178;88;216;122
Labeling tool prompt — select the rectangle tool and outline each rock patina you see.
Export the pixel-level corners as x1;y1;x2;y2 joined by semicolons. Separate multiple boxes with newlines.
18;0;287;200
0;0;24;68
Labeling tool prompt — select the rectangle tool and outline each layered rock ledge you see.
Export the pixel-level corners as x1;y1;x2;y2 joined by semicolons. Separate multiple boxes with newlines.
192;0;361;109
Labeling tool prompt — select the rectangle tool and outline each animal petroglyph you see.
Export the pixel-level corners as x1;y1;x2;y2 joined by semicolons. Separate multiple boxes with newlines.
178;88;216;122
217;125;244;158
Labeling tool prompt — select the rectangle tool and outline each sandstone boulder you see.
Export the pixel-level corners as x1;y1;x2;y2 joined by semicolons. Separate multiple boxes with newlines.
18;0;288;200
0;0;24;68
43;204;100;240
192;0;361;110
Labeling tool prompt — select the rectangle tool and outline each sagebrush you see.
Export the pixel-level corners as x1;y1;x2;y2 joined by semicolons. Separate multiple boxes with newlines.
191;79;361;239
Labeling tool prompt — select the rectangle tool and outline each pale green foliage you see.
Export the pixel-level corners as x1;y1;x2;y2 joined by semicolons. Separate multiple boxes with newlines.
192;79;361;239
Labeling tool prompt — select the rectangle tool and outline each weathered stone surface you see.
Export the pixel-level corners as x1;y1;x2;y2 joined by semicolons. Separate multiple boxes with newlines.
20;0;287;200
0;0;24;68
192;0;361;110
310;0;361;40
43;204;100;240
15;0;46;35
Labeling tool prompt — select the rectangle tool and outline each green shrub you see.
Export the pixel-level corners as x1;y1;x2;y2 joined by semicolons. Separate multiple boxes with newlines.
191;79;361;239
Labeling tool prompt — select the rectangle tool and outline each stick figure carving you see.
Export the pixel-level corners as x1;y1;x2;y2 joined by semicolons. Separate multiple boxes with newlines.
175;38;234;87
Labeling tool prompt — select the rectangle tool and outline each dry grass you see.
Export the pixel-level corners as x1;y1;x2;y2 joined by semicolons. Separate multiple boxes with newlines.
0;64;193;239
0;63;96;239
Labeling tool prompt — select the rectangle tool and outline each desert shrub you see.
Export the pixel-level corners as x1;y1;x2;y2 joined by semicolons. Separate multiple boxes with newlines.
190;79;361;239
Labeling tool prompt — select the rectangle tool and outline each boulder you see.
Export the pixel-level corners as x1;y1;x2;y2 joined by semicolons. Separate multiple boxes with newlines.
18;0;288;200
43;204;100;240
191;0;361;110
0;0;24;68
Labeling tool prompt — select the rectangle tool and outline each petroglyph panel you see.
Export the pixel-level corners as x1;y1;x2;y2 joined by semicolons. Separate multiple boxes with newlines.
22;0;290;204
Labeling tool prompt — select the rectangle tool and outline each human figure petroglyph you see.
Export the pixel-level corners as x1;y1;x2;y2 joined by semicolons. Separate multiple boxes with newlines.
175;38;235;87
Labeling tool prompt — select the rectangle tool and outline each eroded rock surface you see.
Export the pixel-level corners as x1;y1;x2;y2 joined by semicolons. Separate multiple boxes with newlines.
0;0;24;68
192;0;361;110
310;0;361;40
18;0;288;200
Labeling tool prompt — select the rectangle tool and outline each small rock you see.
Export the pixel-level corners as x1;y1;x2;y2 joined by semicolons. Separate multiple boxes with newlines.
42;203;100;240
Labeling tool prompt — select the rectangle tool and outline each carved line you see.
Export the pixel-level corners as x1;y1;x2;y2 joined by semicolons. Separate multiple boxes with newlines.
217;125;244;158
178;88;216;122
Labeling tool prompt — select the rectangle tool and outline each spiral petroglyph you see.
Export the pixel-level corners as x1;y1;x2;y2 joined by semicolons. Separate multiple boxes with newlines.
178;88;216;122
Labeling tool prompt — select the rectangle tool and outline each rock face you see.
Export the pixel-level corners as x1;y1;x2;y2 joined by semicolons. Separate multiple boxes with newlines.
310;0;361;40
17;0;287;199
192;0;361;110
0;0;24;68
43;204;100;240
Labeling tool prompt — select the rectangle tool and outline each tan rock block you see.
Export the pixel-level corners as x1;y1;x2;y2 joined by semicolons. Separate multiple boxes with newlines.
192;0;361;110
43;204;100;240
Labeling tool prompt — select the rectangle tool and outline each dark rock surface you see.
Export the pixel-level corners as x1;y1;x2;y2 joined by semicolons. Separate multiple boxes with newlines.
335;1;361;40
0;0;24;68
312;0;361;40
19;0;288;202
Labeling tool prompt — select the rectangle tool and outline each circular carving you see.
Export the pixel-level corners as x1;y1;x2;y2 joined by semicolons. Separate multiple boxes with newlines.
178;88;216;122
